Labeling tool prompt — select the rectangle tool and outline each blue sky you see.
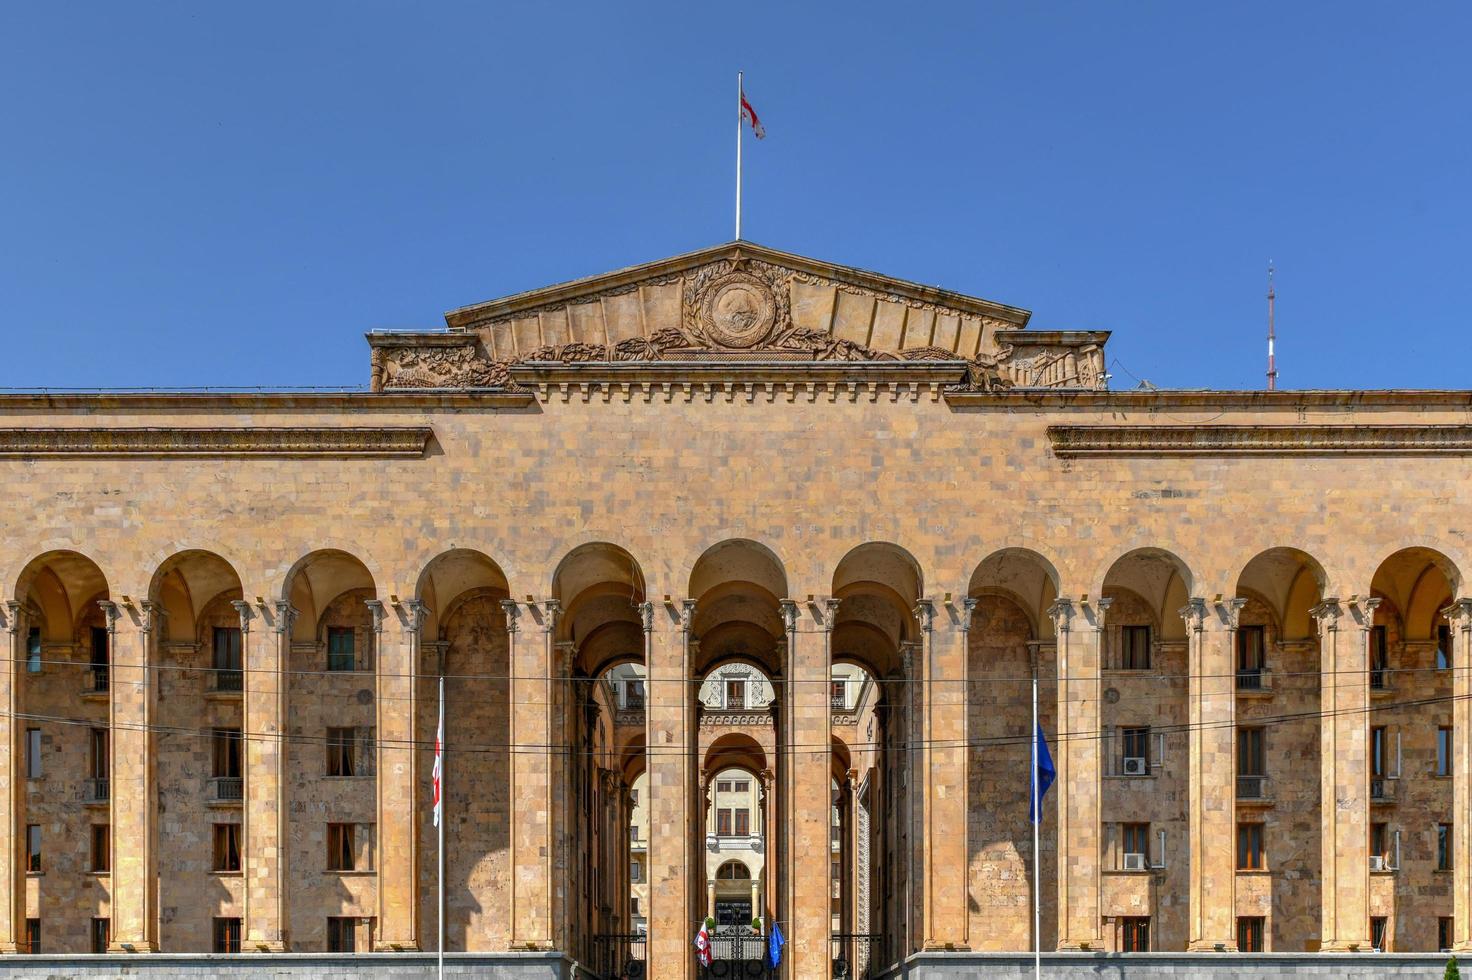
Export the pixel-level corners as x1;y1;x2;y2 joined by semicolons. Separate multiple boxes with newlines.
2;2;1468;391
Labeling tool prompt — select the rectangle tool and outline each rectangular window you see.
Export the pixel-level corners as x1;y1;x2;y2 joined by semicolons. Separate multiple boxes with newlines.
1440;727;1453;778
831;680;847;708
25;825;40;873
327;627;356;672
25;729;41;779
89;727;108;780
1237;822;1265;871
1439;824;1453;872
1371;822;1389;862
717;780;732;793
1121;727;1150;772
90;626;109;668
327;823;356;872
90;917;109;954
214;823;241;872
327;916;357;953
1120;626;1151;670
1439;625;1454;671
630;859;642;883
326;727;356;777
25;628;41;673
212;627;243;690
213;917;241;954
90;824;109;873
629;824;639;842
1237;727;1265;776
629;788;638;806
212;728;242;779
717;809;732;837
725;679;745;709
23;918;38;954
1371;726;1387;777
1370;915;1388;951
732;780;749;792
1370;626;1389;689
1237;625;1266;678
734;809;750;836
1120;916;1150;952
1121;822;1148;868
1237;916;1265;953
1441;916;1455;952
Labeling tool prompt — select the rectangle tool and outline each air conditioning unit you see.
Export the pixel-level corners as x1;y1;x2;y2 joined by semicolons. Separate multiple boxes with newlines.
1123;757;1147;776
1123;852;1147;872
1369;855;1387;872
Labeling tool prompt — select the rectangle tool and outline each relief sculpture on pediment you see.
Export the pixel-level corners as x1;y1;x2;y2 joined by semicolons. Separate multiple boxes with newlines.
683;259;792;350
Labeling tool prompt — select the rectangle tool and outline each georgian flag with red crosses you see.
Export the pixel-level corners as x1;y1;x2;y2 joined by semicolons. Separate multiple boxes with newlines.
740;89;765;139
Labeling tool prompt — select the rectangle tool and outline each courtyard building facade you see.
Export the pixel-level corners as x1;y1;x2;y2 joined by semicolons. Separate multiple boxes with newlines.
0;241;1469;978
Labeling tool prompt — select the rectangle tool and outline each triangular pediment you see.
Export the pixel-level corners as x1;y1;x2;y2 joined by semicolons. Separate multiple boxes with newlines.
444;242;1031;362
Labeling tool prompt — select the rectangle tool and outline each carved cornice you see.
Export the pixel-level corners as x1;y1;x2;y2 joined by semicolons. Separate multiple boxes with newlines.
0;427;433;459
1049;425;1472;458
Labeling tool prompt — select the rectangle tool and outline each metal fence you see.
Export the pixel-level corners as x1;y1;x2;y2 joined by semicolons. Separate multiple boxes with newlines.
590;932;647;979
830;933;880;979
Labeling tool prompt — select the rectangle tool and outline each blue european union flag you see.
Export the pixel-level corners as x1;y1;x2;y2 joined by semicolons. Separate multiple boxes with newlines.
767;920;785;969
1028;723;1055;825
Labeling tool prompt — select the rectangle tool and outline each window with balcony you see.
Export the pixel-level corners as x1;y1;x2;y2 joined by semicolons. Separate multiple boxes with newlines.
25;825;40;873
1237;916;1265;952
831;680;847;709
1439;727;1453;778
1439;824;1453;872
213;917;241;953
1121;727;1150;775
624;680;645;709
212;626;243;691
214;823;241;872
1120;626;1151;670
725;679;746;709
1236;625;1266;689
1119;916;1150;952
327;627;356;672
1236;822;1264;870
89;626;110;693
86;728;108;801
327;727;356;777
1370;626;1389;689
212;728;243;800
90;824;109;873
1371;726;1387;778
1237;726;1265;798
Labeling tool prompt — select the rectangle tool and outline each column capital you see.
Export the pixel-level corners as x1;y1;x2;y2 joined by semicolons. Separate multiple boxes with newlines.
912;597;934;632
502;599;522;634
1046;597;1074;633
1310;597;1343;630
401;598;428;634
778;598;798;632
363;598;386;634
97;598;121;632
1;600;22;635
821;597;842;631
230;599;255;634
1443;598;1472;628
1178;596;1208;632
680;599;696;633
957;595;978;632
272;600;298;634
1346;594;1381;630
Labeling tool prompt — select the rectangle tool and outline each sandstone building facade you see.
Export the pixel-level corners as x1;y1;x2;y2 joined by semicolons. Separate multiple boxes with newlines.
0;242;1469;978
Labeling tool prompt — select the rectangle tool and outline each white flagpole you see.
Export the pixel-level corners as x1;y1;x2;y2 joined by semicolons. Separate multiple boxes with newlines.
437;672;445;980
736;70;743;240
1032;665;1041;980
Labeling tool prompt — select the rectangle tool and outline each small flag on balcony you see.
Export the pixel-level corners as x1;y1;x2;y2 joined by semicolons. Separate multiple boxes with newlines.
695;920;712;966
1029;723;1055;825
431;695;444;827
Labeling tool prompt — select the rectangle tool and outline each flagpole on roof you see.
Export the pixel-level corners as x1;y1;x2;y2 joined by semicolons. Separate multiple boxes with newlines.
736;70;743;240
437;670;445;980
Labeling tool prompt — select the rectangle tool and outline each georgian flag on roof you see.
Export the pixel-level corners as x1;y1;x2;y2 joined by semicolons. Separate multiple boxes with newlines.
740;88;765;139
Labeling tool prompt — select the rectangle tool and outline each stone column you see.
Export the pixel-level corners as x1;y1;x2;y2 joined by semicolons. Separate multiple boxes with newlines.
782;597;833;978
1447;599;1472;951
372;597;419;950
1313;596;1375;951
646;599;694;978
1183;596;1242;951
918;597;972;950
1051;596;1107;950
108;598;160;951
503;599;561;951
707;878;716;920
0;603;24;953
242;600;290;951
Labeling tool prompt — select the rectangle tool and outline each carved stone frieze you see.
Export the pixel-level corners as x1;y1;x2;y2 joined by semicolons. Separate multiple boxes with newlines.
0;427;432;458
380;343;518;391
1049;425;1472;457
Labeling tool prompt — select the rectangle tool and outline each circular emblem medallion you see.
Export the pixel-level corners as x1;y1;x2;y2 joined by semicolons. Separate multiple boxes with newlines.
701;274;777;349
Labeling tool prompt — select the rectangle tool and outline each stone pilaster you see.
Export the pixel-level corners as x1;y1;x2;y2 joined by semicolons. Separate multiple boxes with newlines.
503;598;559;951
646;599;693;979
242;599;290;951
784;597;833;978
0;602;23;953
373;597;419;950
1052;596;1107;950
920;596;972;950
1183;596;1242;951
1447;599;1472;951
108;598;160;951
1313;596;1375;951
